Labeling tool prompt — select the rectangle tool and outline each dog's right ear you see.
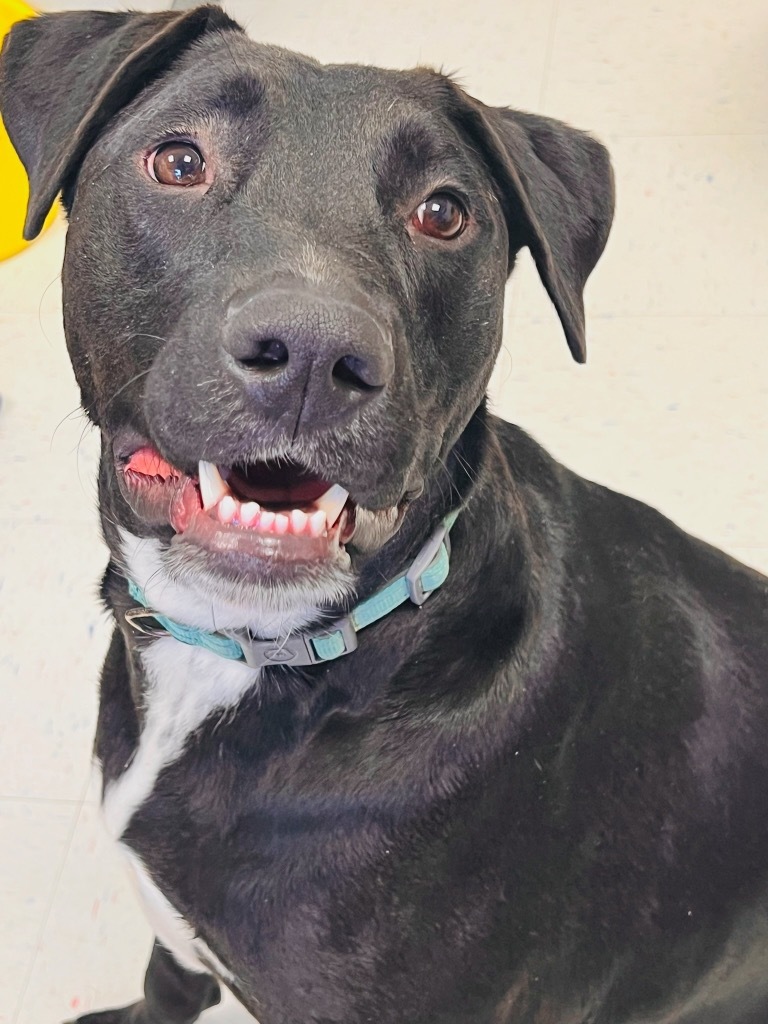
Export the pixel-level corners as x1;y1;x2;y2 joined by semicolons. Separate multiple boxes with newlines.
0;5;242;240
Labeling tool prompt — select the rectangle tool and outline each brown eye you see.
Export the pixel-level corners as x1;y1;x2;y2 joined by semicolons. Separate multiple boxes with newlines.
150;142;206;187
411;192;466;239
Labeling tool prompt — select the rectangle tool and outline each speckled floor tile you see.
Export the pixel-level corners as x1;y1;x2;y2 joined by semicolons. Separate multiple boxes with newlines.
1;800;78;1024
15;803;153;1023
0;314;100;526
0;521;109;801
0;218;65;319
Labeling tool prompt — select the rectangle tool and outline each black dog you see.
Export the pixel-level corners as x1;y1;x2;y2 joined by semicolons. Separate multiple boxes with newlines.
2;6;767;1023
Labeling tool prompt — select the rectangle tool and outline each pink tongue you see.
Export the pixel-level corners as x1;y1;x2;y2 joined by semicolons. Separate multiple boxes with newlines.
126;447;179;480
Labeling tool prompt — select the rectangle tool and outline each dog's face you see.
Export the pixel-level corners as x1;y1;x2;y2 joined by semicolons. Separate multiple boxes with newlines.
64;33;513;611
0;7;613;624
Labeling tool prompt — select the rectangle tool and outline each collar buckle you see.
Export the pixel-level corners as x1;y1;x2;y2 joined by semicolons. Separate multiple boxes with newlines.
124;606;165;637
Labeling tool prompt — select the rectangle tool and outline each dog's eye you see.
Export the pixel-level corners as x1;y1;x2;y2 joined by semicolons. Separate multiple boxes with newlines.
150;142;206;187
411;193;466;240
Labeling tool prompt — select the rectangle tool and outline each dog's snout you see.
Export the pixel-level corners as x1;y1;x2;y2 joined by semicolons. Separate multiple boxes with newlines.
223;288;395;429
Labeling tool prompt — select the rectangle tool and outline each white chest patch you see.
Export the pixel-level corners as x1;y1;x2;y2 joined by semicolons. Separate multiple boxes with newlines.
102;635;259;839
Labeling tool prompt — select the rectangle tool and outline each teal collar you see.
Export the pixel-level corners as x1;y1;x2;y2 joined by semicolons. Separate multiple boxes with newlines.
126;509;459;670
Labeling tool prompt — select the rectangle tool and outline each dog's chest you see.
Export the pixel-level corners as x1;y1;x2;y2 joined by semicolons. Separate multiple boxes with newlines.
99;628;395;1005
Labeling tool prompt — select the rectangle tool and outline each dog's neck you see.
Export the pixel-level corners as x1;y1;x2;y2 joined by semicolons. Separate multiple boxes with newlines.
123;511;457;672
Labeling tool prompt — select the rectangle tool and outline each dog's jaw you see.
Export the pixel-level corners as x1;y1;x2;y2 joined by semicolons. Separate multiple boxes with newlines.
117;527;355;637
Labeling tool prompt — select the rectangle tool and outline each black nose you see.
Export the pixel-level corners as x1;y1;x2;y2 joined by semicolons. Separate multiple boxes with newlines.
223;288;394;430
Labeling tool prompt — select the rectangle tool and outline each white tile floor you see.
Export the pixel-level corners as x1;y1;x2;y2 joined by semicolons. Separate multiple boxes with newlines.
1;1;766;1021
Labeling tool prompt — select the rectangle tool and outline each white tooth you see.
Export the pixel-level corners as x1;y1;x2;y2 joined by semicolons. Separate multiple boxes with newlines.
218;495;237;523
274;513;290;535
308;509;326;538
240;501;260;527
290;509;308;534
315;484;349;528
198;460;228;511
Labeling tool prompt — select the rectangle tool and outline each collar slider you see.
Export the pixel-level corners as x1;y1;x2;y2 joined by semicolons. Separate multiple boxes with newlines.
405;518;452;606
235;614;359;670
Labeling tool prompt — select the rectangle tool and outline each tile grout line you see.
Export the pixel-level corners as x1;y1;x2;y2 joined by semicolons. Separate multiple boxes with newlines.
504;312;768;323
0;794;85;806
606;131;768;141
11;772;95;1024
537;0;560;112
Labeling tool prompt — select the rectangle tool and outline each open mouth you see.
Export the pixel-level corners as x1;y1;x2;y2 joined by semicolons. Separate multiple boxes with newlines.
119;445;356;562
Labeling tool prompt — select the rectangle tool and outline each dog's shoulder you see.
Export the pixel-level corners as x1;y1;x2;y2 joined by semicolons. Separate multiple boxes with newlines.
488;414;768;754
491;414;767;619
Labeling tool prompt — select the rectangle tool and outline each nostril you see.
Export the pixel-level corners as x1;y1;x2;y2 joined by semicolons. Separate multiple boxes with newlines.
332;354;384;393
238;338;289;371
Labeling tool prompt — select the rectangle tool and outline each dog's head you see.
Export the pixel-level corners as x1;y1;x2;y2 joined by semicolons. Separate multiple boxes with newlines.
0;6;613;628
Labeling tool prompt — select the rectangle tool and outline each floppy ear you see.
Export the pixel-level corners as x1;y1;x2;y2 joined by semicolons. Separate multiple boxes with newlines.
449;90;614;363
0;5;241;240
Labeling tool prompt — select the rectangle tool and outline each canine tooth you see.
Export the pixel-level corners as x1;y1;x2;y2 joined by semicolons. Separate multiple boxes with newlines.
290;509;308;534
240;501;260;527
308;509;326;538
259;510;276;532
274;513;290;535
218;495;237;523
315;484;349;528
198;460;228;511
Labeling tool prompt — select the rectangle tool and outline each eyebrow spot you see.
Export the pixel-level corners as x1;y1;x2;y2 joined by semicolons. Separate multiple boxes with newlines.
209;74;266;118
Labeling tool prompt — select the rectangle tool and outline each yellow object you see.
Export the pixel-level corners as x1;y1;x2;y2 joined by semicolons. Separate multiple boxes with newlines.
0;0;57;261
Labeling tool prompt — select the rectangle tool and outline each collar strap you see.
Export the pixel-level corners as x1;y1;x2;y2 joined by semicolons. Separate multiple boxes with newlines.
125;509;459;670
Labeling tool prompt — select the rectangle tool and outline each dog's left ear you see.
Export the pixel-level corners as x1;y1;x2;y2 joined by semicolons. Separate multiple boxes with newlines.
0;5;242;240
448;89;615;363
